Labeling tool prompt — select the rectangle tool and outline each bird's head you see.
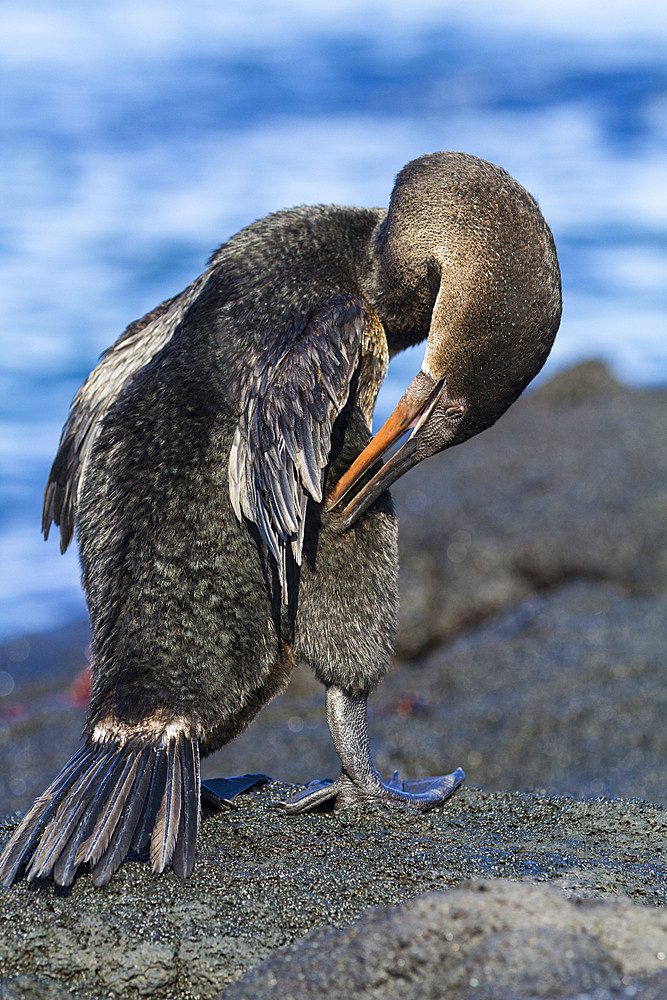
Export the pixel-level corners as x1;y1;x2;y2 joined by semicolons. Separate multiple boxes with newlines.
328;151;562;529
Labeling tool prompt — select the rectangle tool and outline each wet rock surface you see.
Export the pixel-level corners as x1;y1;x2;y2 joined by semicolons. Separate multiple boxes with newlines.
0;786;666;999
0;362;665;998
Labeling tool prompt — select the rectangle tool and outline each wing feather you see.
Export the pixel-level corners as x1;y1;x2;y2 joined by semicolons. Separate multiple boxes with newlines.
228;294;364;599
42;277;207;551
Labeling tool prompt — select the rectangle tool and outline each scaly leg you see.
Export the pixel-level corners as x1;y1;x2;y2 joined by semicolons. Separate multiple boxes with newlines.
277;685;464;814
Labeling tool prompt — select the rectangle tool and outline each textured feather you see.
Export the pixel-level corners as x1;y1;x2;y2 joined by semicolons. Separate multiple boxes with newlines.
0;744;97;886
171;738;200;879
89;748;154;886
228;294;364;599
150;736;183;874
75;752;142;868
27;745;125;881
130;745;169;851
170;802;188;881
0;732;198;887
50;747;144;886
28;744;124;881
41;278;208;551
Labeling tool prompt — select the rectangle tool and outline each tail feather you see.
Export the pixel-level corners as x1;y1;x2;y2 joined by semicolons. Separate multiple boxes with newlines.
172;738;201;878
130;745;168;851
27;744;128;880
0;732;201;887
0;744;98;886
151;736;183;874
89;749;154;887
51;746;143;886
75;753;142;868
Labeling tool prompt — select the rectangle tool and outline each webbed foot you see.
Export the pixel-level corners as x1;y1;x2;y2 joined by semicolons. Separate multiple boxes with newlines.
277;767;464;814
201;773;270;811
276;685;465;815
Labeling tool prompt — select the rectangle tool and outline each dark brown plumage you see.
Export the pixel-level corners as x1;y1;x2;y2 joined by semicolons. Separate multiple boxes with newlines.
0;152;561;887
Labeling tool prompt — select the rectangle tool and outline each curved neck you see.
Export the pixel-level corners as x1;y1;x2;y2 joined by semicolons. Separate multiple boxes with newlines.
362;219;440;357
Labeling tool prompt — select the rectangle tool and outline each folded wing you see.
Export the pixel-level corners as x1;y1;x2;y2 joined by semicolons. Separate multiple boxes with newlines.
42;281;206;551
228;294;365;600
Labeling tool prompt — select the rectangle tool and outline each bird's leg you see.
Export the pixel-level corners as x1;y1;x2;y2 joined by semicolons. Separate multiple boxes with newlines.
277;685;465;814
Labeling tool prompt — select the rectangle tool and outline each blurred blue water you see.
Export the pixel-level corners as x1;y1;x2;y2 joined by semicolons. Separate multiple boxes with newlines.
1;1;666;640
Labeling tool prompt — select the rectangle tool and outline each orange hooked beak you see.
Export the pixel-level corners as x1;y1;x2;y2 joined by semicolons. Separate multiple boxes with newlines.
326;373;445;530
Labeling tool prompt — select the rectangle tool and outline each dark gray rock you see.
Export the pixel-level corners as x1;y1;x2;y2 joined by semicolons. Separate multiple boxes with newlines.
219;881;667;1000
0;363;665;999
0;786;665;999
372;580;667;804
0;975;87;1000
393;361;667;658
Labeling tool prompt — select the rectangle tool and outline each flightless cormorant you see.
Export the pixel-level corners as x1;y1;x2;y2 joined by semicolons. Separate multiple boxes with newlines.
0;152;561;886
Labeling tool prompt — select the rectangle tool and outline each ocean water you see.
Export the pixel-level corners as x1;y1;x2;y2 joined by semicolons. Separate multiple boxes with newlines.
1;0;666;640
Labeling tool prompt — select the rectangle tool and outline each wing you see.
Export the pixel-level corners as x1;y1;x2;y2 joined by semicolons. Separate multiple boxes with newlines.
42;276;208;551
228;294;365;601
